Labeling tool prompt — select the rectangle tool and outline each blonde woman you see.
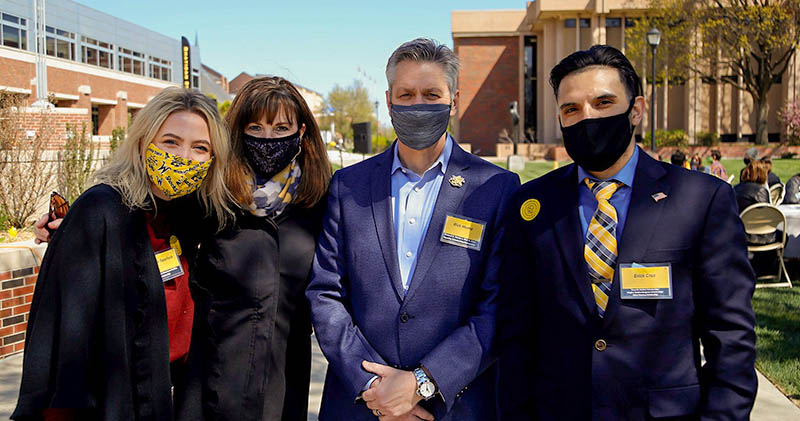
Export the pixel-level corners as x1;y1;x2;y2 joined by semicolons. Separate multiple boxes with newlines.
13;88;235;421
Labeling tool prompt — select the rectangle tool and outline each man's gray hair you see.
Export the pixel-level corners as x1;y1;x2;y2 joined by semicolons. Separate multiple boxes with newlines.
385;38;459;98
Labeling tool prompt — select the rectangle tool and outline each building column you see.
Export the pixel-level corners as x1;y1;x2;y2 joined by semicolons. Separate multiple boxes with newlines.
116;91;129;130
543;21;559;143
76;85;92;130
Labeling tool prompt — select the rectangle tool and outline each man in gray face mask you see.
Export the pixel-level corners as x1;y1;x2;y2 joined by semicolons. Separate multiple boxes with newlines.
307;38;520;421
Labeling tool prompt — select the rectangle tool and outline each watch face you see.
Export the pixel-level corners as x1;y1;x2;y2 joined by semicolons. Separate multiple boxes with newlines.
420;382;435;398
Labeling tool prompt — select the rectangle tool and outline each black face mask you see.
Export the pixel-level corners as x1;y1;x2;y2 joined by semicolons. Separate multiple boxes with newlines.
242;132;302;179
560;100;636;172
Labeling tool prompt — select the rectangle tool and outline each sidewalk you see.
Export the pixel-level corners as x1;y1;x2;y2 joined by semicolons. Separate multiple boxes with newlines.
1;342;798;420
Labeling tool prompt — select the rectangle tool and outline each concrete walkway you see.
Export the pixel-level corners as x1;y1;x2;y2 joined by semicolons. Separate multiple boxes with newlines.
1;340;798;420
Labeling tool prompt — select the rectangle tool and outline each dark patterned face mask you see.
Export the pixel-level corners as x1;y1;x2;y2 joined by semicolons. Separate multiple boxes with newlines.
242;131;302;179
390;103;451;150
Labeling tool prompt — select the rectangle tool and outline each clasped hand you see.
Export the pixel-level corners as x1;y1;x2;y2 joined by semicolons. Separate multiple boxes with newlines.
361;361;434;420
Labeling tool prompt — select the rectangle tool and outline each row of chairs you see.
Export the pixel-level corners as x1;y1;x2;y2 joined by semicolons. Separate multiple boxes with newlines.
739;203;793;288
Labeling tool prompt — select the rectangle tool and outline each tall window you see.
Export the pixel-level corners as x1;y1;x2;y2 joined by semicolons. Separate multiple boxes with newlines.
605;17;623;50
149;56;172;81
1;12;27;50
579;18;592;50
192;68;199;89
118;47;145;76
81;36;113;69
45;26;75;60
523;36;538;142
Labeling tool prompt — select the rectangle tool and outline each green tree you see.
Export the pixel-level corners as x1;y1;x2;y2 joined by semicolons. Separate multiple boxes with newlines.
626;0;800;144
321;80;376;141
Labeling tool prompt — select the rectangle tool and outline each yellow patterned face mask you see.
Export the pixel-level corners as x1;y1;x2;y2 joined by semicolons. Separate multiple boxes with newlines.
144;143;213;199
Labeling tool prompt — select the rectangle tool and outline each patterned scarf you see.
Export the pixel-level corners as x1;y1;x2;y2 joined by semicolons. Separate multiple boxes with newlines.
250;161;302;218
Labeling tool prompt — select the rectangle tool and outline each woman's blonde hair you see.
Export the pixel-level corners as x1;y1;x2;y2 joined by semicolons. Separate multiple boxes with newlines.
93;87;236;227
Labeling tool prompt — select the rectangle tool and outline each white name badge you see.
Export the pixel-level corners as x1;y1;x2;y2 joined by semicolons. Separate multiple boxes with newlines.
440;214;486;251
155;247;184;282
619;263;673;299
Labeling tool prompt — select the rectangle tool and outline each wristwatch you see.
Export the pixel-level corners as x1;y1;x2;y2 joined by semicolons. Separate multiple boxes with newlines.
413;367;436;400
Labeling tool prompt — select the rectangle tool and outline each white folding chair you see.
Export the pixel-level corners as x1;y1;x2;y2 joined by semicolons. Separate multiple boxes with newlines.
769;183;785;206
739;203;792;288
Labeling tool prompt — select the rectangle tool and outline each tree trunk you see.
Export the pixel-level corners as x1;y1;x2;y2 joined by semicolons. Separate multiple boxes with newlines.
755;96;770;145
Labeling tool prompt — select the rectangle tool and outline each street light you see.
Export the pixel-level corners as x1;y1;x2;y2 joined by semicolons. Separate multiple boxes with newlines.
647;27;662;152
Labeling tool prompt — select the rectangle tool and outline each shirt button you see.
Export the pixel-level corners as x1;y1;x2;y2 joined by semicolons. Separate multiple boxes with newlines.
406;251;413;258
409;218;416;225
414;187;420;192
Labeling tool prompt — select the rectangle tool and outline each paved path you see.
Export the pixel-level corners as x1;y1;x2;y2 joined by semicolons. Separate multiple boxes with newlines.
1;339;798;420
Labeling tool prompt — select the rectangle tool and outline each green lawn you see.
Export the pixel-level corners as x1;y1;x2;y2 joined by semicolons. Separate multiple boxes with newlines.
720;159;799;185
499;158;798;185
752;287;800;405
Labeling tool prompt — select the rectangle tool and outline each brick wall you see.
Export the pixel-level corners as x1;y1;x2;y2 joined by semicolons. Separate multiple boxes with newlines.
455;36;520;156
0;246;43;359
16;108;92;149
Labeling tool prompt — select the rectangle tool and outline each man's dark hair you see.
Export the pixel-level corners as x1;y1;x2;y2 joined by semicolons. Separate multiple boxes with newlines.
670;150;686;166
549;45;643;101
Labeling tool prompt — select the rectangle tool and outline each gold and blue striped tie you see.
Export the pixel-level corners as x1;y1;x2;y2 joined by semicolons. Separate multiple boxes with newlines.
584;178;621;318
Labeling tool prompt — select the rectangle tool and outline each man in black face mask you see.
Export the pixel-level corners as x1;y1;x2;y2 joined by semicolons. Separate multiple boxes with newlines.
496;45;757;420
307;38;520;421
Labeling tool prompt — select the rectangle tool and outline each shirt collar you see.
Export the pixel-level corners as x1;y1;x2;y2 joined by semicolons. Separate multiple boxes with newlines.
391;133;453;177
577;145;640;188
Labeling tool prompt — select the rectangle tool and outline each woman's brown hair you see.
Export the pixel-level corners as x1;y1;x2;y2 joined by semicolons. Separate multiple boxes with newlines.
225;76;331;209
741;161;768;185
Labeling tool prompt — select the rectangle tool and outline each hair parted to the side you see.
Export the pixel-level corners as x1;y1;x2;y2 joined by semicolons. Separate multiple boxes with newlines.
225;76;331;209
549;45;643;101
386;38;459;98
93;87;236;228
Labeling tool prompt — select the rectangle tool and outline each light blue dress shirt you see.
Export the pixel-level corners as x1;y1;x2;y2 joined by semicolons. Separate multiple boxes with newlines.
577;146;640;241
391;135;453;292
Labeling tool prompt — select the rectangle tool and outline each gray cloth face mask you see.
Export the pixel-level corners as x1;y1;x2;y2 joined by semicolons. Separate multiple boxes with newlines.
389;103;451;150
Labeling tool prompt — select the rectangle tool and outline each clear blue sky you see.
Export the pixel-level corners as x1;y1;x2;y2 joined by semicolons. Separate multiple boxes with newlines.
76;0;525;124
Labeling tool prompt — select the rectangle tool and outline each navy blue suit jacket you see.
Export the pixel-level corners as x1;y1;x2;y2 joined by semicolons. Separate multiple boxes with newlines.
307;141;519;420
497;149;757;420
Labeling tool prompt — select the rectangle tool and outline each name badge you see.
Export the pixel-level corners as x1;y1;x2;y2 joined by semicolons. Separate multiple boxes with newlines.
155;248;184;282
440;214;486;251
619;263;672;299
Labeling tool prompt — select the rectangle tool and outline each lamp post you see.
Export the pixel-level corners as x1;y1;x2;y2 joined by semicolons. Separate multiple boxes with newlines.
646;27;661;152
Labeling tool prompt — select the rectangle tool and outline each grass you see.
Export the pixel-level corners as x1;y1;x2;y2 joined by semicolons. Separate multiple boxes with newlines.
720;159;799;184
752;286;800;406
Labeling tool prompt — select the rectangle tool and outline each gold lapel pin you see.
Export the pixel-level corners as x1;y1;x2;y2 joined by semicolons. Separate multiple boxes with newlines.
449;175;465;188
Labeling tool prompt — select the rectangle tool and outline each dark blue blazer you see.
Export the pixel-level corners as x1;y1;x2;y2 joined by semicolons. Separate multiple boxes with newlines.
497;149;757;420
307;141;519;420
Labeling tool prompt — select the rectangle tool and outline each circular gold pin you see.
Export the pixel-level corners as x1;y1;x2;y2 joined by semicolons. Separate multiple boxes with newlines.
520;199;540;221
169;235;182;256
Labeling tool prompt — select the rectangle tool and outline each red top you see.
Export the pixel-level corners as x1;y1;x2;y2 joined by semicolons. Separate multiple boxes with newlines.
146;211;194;363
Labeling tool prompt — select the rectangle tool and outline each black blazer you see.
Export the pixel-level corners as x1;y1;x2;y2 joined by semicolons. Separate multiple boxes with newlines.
734;182;770;213
13;184;202;421
185;200;325;421
497;150;757;420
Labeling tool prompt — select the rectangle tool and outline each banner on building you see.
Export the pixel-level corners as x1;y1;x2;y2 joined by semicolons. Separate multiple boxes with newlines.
181;36;191;89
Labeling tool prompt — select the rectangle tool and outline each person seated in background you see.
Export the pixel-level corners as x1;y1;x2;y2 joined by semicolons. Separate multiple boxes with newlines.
760;157;782;186
784;173;800;204
690;153;702;170
740;148;759;180
734;161;776;246
709;149;728;180
735;161;771;212
670;150;686;167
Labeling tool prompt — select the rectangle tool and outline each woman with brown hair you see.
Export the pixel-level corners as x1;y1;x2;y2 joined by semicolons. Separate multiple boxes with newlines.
186;76;331;421
734;160;770;213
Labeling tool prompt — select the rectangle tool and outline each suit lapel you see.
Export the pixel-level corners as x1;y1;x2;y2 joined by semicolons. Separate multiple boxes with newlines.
552;165;596;318
371;148;405;299
402;144;470;303
602;150;670;327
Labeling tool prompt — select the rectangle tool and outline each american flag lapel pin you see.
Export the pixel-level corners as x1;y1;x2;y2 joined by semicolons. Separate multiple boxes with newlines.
652;192;667;202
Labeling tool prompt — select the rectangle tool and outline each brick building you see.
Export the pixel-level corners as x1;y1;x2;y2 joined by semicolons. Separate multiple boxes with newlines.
0;0;208;140
229;71;325;117
452;1;800;155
